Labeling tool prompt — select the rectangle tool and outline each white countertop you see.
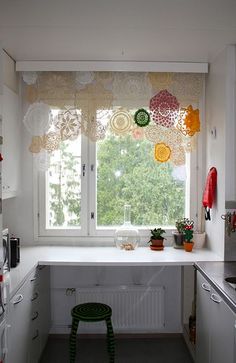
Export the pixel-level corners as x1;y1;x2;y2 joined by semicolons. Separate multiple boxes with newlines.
6;246;222;298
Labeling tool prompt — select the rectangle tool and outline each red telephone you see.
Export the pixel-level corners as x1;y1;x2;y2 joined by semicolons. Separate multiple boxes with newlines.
202;167;217;220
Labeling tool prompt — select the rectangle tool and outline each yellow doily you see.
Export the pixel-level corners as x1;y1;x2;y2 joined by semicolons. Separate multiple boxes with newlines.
154;143;171;163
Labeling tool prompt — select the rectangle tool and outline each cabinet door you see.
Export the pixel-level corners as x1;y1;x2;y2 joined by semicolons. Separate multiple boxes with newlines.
210;288;236;363
8;282;32;363
2;85;20;199
196;272;211;363
38;266;51;352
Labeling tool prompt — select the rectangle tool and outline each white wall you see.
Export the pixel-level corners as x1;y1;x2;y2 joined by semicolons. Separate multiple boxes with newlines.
205;45;236;260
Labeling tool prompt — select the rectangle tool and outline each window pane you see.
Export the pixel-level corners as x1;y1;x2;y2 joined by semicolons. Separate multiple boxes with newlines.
97;134;186;227
46;137;81;228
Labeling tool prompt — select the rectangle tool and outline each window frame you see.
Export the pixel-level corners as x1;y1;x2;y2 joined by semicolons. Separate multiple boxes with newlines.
35;134;201;243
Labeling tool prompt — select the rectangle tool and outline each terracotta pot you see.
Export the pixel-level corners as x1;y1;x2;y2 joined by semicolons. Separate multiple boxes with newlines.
184;241;194;252
150;238;164;247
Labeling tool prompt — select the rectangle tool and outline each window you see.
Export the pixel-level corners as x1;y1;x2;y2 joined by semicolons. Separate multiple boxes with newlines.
37;125;195;240
28;71;203;242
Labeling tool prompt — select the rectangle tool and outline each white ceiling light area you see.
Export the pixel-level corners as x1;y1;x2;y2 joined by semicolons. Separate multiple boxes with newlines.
0;0;236;63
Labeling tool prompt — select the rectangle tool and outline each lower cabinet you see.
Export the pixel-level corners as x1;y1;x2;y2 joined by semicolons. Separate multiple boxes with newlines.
7;266;51;363
196;271;236;363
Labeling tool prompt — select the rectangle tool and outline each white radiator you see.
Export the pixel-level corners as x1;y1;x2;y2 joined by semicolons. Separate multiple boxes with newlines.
75;285;165;333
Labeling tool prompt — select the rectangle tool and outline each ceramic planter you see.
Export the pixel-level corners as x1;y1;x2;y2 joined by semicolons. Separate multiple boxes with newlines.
172;232;184;249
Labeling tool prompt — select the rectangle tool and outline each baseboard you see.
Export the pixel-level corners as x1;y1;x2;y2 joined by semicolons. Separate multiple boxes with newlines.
49;332;183;340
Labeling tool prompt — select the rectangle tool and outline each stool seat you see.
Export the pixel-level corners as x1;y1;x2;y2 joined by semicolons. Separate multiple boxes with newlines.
71;302;112;322
69;302;115;362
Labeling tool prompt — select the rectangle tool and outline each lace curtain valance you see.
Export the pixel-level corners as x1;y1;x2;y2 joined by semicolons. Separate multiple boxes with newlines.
22;71;204;167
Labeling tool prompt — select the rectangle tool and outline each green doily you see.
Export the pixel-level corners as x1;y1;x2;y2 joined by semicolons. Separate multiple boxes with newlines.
134;108;150;127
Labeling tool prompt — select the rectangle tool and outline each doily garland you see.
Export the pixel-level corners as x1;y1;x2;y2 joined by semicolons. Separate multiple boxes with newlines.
22;71;203;167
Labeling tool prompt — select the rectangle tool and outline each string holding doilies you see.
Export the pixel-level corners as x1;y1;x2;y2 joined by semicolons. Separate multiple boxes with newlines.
176;105;200;136
150;90;179;128
134;108;150;127
110;109;133;135
54;108;81;141
23;102;52;135
154;142;171;163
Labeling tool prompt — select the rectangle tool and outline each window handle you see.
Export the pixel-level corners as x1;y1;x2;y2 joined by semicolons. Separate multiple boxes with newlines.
82;164;86;177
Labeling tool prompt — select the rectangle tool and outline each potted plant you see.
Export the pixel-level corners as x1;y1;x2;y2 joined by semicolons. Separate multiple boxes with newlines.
148;228;166;251
172;218;186;248
183;219;194;252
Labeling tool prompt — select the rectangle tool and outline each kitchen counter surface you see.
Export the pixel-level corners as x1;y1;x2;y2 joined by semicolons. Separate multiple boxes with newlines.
7;246;222;298
195;261;236;313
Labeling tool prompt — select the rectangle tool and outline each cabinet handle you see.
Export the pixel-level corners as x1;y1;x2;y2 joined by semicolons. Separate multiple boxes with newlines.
32;329;39;341
31;292;39;301
201;283;211;292
30;277;37;282
32;311;39;321
210;293;222;304
13;294;23;305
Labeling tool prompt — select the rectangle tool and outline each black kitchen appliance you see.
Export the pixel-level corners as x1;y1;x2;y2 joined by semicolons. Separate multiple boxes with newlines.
10;237;20;268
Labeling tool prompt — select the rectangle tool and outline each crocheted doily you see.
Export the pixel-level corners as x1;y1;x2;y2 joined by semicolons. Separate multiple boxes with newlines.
150;90;179;128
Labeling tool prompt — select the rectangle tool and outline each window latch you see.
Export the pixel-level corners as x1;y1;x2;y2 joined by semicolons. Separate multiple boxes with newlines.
82;164;86;177
91;212;95;219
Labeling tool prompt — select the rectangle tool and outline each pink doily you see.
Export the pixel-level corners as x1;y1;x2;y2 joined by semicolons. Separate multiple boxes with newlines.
149;90;179;128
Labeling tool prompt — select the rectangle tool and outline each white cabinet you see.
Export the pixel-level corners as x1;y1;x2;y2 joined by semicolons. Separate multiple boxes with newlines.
7;266;51;363
2;85;20;199
0;320;7;363
8;276;33;363
196;272;236;363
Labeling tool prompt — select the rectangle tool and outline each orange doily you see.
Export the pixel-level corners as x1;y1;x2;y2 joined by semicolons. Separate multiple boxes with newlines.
154;143;171;163
177;105;200;136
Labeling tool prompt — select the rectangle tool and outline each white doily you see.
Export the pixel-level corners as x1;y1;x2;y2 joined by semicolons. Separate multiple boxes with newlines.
23;102;51;135
22;71;38;85
75;71;95;88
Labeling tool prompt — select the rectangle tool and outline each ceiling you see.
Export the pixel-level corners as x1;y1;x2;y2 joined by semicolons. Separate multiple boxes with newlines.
1;0;236;63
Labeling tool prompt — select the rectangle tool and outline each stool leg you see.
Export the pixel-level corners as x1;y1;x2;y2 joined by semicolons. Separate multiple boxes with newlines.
106;318;115;362
69;318;79;363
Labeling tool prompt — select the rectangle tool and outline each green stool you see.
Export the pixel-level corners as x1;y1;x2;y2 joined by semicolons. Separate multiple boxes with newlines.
69;302;115;362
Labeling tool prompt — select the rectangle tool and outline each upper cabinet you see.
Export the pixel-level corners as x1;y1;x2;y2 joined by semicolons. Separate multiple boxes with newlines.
1;51;21;199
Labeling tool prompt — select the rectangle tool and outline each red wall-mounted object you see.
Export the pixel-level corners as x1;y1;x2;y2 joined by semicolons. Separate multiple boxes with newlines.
202;167;217;220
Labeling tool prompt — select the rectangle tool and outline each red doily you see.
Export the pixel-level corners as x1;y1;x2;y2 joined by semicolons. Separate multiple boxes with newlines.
149;90;179;128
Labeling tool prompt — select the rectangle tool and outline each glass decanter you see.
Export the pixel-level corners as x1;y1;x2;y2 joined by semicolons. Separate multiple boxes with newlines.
114;205;140;250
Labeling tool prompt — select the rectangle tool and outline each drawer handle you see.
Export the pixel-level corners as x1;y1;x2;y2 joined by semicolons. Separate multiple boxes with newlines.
201;283;210;292
210;293;222;304
32;329;39;341
32;311;39;321
13;294;23;305
31;292;39;301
